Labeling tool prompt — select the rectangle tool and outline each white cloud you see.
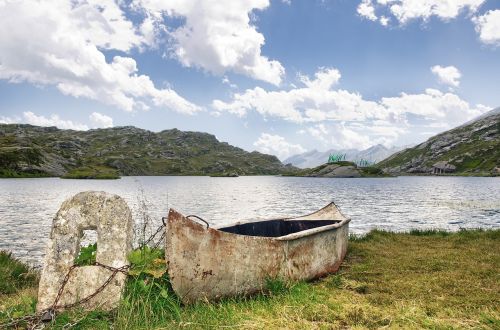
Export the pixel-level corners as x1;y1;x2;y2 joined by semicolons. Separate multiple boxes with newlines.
22;112;89;130
213;67;489;149
73;0;146;52
307;123;373;150
213;68;343;123
380;16;390;26
0;116;18;124
212;86;305;122
475;103;493;114
431;65;461;87
214;67;485;125
362;1;500;47
305;121;406;150
298;67;341;90
360;1;500;47
0;0;200;114
357;0;378;21
89;112;114;128
373;0;486;24
134;0;284;85
307;123;329;144
2;111;116;130
473;10;500;46
253;133;305;160
222;76;238;89
380;88;483;123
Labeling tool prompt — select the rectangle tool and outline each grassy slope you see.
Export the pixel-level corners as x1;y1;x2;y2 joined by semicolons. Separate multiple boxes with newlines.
0;125;289;177
378;113;499;175
0;251;39;324
1;229;499;329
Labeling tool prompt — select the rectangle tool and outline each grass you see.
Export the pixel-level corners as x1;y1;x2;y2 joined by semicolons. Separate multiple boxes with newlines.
360;166;391;177
284;162;390;178
1;229;499;329
0;169;53;178
0;124;289;177
0;252;39;328
377;116;499;175
61;166;120;179
0;251;39;294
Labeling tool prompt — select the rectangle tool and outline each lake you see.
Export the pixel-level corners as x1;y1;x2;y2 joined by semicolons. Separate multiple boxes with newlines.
0;176;499;265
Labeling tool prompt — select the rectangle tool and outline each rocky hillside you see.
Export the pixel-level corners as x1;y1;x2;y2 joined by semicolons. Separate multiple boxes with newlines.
284;161;387;178
378;108;500;175
0;124;294;177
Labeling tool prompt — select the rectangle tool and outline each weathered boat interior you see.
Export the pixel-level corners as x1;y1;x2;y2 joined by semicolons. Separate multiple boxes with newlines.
219;219;340;237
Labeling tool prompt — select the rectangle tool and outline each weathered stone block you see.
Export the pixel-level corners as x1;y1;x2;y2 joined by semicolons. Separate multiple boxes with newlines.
37;191;133;312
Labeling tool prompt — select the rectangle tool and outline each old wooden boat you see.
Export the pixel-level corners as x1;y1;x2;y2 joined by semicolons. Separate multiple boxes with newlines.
165;202;350;303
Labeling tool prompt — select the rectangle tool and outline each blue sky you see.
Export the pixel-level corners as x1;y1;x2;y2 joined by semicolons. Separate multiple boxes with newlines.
0;0;499;160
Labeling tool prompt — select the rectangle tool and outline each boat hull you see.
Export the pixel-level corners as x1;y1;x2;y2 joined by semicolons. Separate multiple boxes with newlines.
165;204;349;303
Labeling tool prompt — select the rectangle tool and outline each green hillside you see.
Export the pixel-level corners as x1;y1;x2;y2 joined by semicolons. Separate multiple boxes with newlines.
378;109;500;176
0;124;294;178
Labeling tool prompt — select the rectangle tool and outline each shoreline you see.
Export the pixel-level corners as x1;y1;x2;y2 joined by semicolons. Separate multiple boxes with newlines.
2;173;499;179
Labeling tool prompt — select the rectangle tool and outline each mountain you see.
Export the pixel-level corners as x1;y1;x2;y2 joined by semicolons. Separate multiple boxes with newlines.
460;107;500;126
284;144;405;169
0;124;294;178
284;149;355;169
378;108;500;175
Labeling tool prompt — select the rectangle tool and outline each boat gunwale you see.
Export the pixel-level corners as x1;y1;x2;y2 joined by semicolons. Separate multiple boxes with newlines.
172;202;350;241
274;218;350;241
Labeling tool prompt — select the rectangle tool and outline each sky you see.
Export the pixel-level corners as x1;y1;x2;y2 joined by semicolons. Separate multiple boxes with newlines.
0;0;499;160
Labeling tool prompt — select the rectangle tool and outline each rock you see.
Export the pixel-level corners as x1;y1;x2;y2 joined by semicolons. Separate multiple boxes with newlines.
328;165;361;178
492;167;500;176
379;108;499;175
0;124;293;176
302;163;365;178
37;191;133;312
431;161;456;174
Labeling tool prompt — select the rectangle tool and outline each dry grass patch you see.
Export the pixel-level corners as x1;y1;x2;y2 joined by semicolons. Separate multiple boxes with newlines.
1;229;499;329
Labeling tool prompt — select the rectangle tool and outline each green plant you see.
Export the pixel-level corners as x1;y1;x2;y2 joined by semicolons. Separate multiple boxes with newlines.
361;166;383;175
328;274;343;288
127;246;166;278
115;272;181;328
2;229;499;329
75;243;97;266
0;251;38;294
265;277;291;296
112;246;180;328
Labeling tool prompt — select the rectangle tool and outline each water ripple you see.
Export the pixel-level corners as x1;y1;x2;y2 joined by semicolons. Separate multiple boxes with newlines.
0;176;499;265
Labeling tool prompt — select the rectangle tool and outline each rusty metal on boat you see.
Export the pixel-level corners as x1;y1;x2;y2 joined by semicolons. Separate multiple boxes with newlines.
165;202;350;303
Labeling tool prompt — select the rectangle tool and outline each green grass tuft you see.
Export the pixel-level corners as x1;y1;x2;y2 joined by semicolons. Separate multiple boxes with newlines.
360;166;387;177
0;251;39;295
75;243;97;266
265;278;293;296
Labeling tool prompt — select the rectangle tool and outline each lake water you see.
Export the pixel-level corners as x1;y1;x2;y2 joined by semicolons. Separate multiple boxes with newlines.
1;176;499;266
